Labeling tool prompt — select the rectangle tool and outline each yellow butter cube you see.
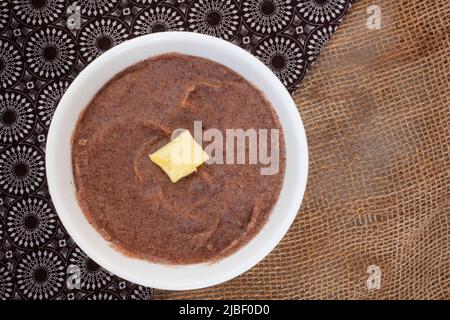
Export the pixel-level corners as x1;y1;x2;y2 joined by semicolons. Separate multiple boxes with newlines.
149;130;209;183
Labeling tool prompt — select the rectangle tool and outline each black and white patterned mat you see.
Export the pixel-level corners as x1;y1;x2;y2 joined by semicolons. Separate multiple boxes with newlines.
0;0;352;300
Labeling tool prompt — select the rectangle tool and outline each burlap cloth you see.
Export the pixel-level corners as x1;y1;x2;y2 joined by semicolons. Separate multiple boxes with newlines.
154;0;450;300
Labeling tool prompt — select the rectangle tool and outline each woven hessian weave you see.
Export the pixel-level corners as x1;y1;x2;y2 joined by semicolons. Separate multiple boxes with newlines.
155;0;450;299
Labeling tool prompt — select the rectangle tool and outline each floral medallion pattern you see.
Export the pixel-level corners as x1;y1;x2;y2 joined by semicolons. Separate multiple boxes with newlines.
0;0;352;299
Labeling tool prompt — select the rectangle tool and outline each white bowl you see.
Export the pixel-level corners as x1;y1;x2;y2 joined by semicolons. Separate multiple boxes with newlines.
46;32;308;290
